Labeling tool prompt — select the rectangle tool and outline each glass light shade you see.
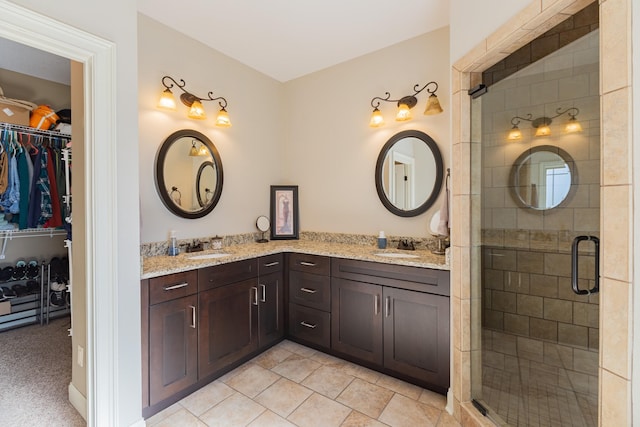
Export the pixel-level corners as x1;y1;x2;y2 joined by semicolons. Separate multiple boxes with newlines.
565;118;583;133
535;125;551;137
424;94;444;115
157;89;177;110
188;141;199;156
507;126;522;140
197;144;209;156
395;103;412;121
188;100;207;120
369;108;384;127
215;108;232;127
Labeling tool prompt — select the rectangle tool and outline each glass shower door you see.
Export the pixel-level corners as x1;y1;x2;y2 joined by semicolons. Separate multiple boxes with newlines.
470;29;600;427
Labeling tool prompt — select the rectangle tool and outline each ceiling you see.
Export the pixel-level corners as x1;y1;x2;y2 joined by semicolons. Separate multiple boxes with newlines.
137;0;449;82
0;1;449;86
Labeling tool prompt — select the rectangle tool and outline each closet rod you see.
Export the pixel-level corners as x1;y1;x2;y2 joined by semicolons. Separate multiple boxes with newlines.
0;122;71;140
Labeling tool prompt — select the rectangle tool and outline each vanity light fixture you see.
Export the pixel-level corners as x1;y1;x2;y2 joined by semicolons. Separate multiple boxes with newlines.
157;75;232;127
508;107;581;140
188;140;209;157
369;81;443;127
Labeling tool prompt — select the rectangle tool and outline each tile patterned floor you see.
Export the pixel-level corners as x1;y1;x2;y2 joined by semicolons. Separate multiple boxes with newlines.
480;329;598;427
146;340;459;427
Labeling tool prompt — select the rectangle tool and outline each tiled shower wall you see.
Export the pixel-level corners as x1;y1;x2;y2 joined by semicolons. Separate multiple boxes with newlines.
480;30;599;349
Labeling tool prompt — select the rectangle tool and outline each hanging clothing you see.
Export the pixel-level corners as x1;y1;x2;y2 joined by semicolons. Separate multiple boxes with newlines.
0;153;20;214
16;150;29;230
27;148;43;228
36;149;52;226
0;151;8;195
43;148;62;228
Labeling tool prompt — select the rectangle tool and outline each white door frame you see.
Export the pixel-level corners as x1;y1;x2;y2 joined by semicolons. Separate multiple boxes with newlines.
0;1;118;425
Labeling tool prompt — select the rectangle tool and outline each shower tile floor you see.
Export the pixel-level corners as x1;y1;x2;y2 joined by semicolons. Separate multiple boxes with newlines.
480;329;598;427
146;340;459;427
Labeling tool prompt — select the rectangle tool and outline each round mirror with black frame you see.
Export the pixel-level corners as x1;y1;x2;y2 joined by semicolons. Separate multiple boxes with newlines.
155;129;223;219
509;145;577;211
375;130;444;217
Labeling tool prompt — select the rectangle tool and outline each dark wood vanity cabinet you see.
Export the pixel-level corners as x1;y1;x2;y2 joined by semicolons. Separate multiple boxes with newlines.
141;270;199;408
287;253;331;349
331;258;450;392
197;255;284;380
257;254;285;347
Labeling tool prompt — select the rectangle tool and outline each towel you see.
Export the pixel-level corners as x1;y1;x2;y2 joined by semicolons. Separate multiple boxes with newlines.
437;179;449;237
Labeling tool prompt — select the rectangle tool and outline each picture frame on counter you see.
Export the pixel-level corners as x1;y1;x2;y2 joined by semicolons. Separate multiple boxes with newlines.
270;185;299;240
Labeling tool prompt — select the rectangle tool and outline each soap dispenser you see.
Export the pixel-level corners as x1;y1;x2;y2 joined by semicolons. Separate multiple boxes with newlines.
377;231;387;249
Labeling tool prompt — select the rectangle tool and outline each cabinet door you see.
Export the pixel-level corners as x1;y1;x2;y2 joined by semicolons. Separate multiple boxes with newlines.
149;294;198;406
198;279;258;379
258;270;284;347
383;287;450;390
331;278;383;365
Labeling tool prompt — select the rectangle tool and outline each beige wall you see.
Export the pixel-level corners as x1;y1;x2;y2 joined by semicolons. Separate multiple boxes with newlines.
69;59;86;403
138;14;286;244
139;20;451;242
0;68;70;111
284;28;451;237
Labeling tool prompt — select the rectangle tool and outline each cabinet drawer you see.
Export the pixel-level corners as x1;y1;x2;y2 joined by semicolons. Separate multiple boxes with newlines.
288;253;330;276
198;258;259;292
289;270;331;311
148;270;198;305
259;253;283;275
288;303;330;349
332;258;450;297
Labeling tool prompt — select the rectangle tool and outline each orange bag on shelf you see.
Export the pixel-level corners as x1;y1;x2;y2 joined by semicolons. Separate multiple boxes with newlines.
30;105;59;130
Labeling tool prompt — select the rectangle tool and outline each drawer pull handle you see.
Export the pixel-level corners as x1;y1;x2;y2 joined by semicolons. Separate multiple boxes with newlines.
374;294;380;315
264;261;280;267
189;305;196;328
300;321;317;329
300;261;317;267
252;287;258;305
163;282;189;291
385;296;391;317
300;287;317;294
259;284;266;302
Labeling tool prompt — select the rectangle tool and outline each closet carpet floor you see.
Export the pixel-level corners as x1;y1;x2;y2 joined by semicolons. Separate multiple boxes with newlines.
0;317;85;427
147;340;460;427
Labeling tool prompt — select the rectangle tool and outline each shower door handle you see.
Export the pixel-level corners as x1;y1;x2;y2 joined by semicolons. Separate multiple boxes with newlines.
571;235;599;295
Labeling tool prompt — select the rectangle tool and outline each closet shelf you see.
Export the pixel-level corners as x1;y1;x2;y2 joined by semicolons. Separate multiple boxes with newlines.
0;122;71;140
0;228;67;238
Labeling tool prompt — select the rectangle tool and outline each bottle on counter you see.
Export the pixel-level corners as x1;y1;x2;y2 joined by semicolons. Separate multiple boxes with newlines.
168;230;179;256
377;231;387;249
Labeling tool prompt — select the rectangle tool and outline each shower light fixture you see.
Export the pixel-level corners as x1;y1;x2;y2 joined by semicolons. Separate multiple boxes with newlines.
158;75;232;127
369;81;443;127
508;107;581;140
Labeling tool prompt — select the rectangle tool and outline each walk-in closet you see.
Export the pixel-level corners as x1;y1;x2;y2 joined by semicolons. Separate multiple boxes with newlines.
0;38;84;426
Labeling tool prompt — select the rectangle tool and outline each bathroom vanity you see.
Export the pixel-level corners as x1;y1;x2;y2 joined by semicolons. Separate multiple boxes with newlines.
140;243;449;418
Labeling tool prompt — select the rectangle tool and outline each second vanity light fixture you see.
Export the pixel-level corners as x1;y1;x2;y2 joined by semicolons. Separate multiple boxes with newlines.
508;107;581;140
158;75;232;127
369;81;443;127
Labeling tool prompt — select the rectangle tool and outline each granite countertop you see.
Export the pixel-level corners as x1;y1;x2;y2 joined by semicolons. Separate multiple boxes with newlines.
142;240;449;279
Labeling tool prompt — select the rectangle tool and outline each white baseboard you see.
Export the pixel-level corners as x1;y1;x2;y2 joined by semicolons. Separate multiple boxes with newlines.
128;419;147;427
445;388;453;414
68;382;87;421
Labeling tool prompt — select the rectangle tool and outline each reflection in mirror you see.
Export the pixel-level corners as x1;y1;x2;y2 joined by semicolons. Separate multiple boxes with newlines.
155;129;223;219
510;145;576;210
196;161;217;208
375;130;443;217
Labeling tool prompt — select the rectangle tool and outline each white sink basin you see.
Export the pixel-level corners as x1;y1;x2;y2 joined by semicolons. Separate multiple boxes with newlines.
187;253;231;260
374;252;420;259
